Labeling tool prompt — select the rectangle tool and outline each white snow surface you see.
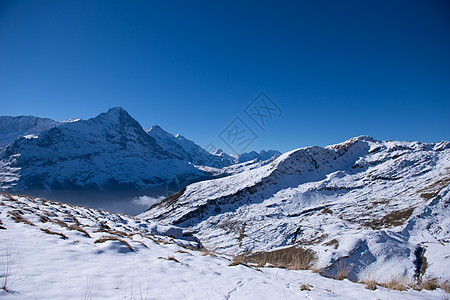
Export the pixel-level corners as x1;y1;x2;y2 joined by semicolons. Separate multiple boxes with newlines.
0;116;62;148
1;193;446;299
141;136;450;284
0;108;207;191
0;108;279;192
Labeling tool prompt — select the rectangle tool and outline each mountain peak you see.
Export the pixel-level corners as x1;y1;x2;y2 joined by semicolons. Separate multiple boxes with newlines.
107;107;128;114
93;107;139;127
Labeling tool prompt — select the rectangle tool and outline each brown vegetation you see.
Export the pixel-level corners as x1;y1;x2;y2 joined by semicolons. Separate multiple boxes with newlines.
300;283;312;291
51;219;91;237
94;235;134;251
336;262;352;280
419;176;450;200
324;239;339;249
363;207;414;229
230;246;316;270
365;280;377;290
40;228;68;240
380;278;407;291
422;278;439;290
7;210;35;226
94;228;128;238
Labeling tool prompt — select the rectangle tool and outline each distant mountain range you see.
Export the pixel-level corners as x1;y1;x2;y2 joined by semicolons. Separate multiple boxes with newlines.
1;107;449;287
0;107;280;192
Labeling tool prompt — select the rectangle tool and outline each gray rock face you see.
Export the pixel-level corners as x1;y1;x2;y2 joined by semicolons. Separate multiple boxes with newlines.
140;136;450;283
0;107;208;191
0;115;62;147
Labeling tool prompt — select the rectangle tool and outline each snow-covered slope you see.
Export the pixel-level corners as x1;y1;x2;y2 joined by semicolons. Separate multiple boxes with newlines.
0;107;208;191
140;136;450;284
1;193;446;299
0;116;62;148
0;109;280;194
147;125;232;168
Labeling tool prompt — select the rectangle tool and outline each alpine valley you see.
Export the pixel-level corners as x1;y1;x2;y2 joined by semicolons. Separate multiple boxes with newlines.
0;107;449;299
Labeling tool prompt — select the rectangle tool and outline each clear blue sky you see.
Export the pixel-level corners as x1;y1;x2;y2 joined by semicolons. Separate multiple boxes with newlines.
1;0;449;153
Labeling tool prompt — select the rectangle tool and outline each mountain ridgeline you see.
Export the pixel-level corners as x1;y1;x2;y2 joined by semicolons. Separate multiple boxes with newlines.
0;107;280;192
140;136;450;283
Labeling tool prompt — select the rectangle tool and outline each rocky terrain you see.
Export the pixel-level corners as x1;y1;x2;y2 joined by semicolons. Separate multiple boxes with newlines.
0;108;279;193
141;136;450;285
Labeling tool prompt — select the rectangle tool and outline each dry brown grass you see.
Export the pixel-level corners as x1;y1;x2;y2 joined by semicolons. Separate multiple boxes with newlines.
231;247;316;270
7;210;35;226
158;256;181;263
441;280;450;293
363;207;414;229
300;283;312;291
419;177;450;200
67;225;91;238
324;239;339;249
381;278;407;291
1;248;18;293
321;207;333;215
38;214;51;223
40;228;68;240
312;267;324;274
365;280;377;290
201;248;218;257
422;278;439;290
93;228;128;238
94;235;134;251
420;251;428;278
229;254;248;267
336;262;352;280
167;256;180;263
51;219;91;237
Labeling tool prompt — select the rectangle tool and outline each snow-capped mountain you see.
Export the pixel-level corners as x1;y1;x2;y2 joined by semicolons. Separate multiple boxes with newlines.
211;148;237;163
147;125;232;168
140;136;450;284
236;149;281;164
0;107;209;191
0;108;281;193
0;115;62;148
147;126;280;167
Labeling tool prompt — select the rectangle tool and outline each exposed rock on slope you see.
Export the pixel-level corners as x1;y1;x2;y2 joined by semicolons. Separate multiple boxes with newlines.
2;192;444;299
147;125;232;168
141;136;450;283
0;107;208;191
0;115;62;148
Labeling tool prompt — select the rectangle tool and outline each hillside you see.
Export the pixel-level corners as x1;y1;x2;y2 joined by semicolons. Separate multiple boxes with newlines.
140;136;450;284
1;193;446;299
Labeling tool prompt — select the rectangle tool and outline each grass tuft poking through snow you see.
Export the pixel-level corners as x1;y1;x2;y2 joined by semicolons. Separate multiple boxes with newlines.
381;277;408;291
300;283;312;291
94;236;134;252
40;228;68;240
422;278;439;291
7;210;35;226
364;280;377;290
336;262;352;280
1;249;19;293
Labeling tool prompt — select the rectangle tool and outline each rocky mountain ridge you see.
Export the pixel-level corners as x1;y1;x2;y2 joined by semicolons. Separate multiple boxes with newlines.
140;136;450;283
0;107;279;193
